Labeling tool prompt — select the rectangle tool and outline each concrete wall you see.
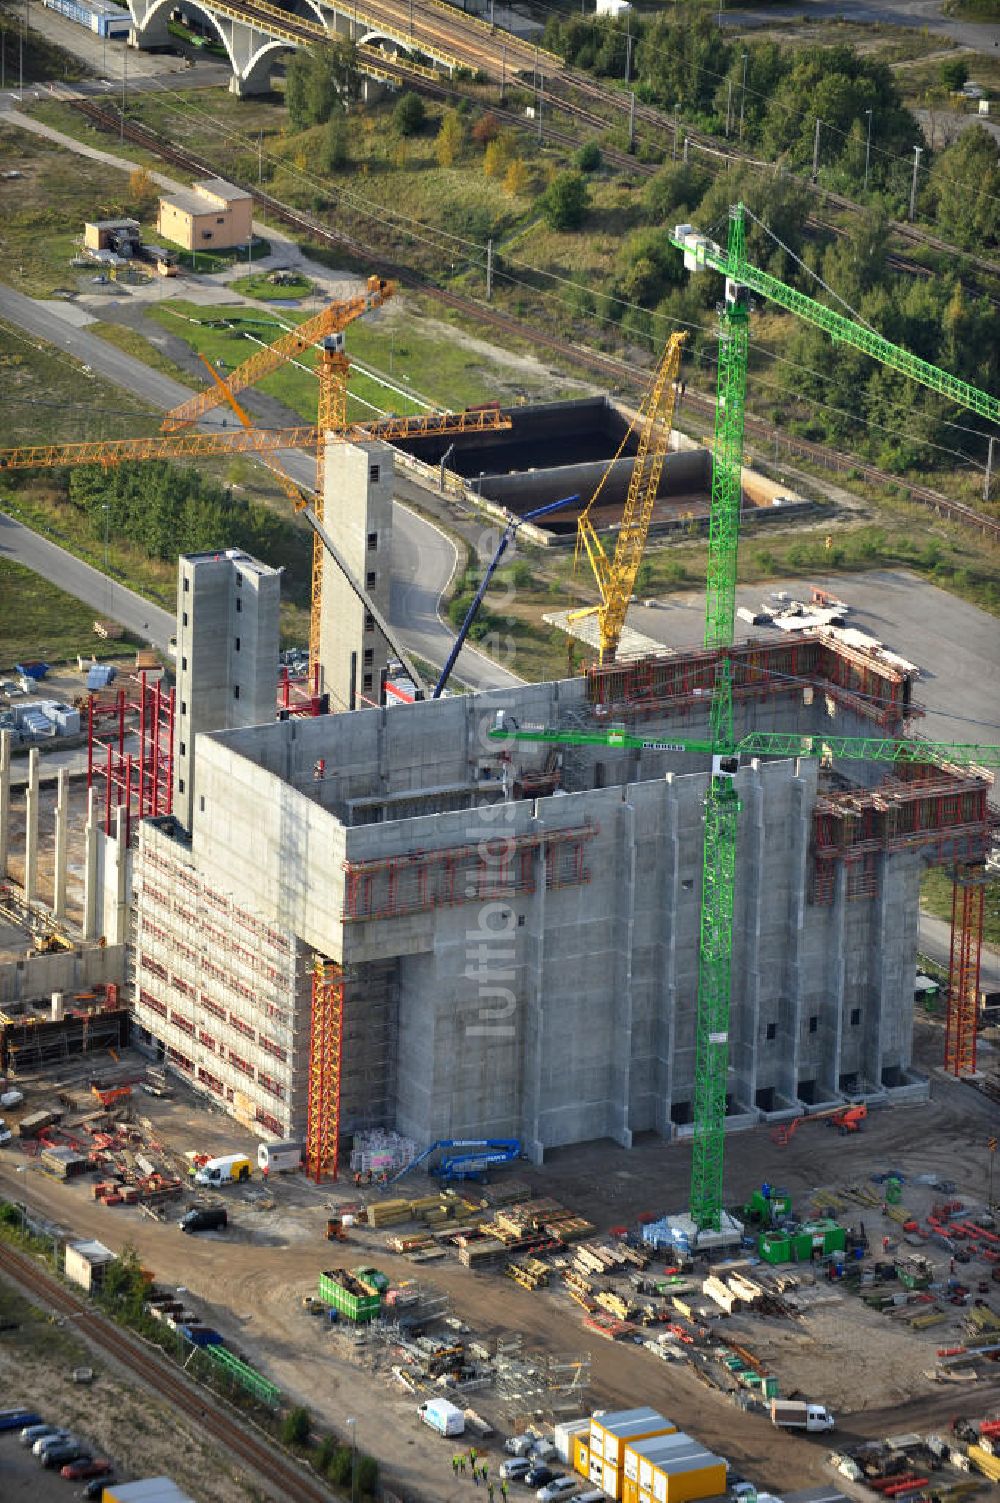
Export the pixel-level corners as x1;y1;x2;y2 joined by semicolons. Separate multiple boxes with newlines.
318;441;393;712
173;551;280;831
477;448;711;513
0;943;125;1006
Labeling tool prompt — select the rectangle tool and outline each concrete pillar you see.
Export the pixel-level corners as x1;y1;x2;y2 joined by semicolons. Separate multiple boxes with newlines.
828;862;847;1097
83;787;100;942
610;798;635;1150
24;747;39;903
521;816;547;1164
0;729;10;878
53;767;69;923
104;805;131;948
737;764;765;1113
655;774;679;1139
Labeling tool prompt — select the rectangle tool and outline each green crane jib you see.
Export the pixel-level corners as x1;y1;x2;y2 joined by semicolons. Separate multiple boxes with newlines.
487;722;1000;769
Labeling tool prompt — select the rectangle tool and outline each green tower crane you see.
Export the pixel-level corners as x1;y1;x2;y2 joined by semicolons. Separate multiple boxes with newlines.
498;203;999;1239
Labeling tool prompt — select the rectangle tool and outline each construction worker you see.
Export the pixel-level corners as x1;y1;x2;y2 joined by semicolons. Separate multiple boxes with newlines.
472;1466;479;1488
487;1483;495;1502
452;1456;460;1476
469;1447;478;1467
500;1481;509;1501
459;1456;466;1475
481;1463;489;1483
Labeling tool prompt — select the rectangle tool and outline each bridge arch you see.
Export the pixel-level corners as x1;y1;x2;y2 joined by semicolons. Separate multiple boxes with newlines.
128;0;239;71
357;29;416;56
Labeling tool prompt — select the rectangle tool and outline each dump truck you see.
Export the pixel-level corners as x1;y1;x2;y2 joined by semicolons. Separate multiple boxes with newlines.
419;1398;465;1438
770;1400;834;1432
193;1154;252;1187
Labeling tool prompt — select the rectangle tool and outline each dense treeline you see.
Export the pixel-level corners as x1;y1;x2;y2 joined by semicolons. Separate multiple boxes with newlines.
67;462;311;591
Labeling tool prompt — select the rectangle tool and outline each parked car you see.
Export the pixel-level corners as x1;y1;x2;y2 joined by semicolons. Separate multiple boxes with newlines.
42;1442;92;1469
33;1429;73;1454
82;1477;116;1500
61;1458;113;1480
538;1480;578;1502
524;1465;558;1489
500;1458;532;1482
0;1409;41;1432
21;1422;63;1445
179;1206;227;1234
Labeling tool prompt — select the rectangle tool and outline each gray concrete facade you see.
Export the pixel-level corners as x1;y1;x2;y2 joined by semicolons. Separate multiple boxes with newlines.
318;441;393;713
173;549;281;831
130;642;963;1159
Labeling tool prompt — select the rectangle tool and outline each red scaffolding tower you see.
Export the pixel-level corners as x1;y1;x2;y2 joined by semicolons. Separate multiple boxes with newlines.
306;958;344;1183
86;672;175;842
945;864;987;1078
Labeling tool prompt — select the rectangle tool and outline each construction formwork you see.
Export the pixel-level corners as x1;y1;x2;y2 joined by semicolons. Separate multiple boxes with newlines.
945;863;987;1077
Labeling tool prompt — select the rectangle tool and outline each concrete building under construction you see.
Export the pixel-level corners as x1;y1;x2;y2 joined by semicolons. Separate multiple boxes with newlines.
130;532;993;1150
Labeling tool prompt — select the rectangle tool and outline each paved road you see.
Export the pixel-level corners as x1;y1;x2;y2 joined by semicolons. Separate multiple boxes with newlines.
723;0;1000;52
0;279;517;690
919;910;1000;992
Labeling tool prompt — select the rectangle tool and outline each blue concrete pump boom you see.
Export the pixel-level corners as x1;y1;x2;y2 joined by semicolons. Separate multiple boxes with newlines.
432;495;579;698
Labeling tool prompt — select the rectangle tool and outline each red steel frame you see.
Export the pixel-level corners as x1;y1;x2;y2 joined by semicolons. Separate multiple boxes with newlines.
306;959;344;1183
945;865;986;1078
86;672;175;841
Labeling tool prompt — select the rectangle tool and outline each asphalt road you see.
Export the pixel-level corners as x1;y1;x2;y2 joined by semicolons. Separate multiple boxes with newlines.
919;909;1000;992
723;0;1000;52
0;280;517;691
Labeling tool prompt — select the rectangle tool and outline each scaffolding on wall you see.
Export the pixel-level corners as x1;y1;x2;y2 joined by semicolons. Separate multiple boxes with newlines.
342;824;597;923
585;634;917;731
945;863;987;1078
87;672;175;841
306;957;344;1182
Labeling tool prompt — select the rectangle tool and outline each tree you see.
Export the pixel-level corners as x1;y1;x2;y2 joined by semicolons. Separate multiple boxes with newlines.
436;109;464;167
930;125;1000;250
503;157;529;196
472;110;502;145
939;56;969;91
393;91;425;136
356;1455;379;1496
483;130;517;178
539;170;589;230
575;140;602;173
128;165;156;214
326;1446;354;1485
285;38;359;129
320;115;349;173
281;1407;311;1447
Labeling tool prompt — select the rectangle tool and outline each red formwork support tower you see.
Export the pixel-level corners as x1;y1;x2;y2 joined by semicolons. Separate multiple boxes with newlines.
87;671;175;842
945;864;986;1077
305;958;344;1183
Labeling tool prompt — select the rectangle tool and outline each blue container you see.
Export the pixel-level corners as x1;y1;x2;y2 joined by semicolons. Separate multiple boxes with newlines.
179;1324;224;1347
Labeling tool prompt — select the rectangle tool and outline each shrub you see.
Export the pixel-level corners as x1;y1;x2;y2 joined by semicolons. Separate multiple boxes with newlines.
393;91;425;135
357;1455;379;1495
575;140;602;173
472;110;502;144
326;1445;354;1485
539;170;590;230
281;1407;311;1447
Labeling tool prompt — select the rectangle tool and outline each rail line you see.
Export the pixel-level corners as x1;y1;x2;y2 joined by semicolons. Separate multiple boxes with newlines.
54;98;1000;544
0;1241;334;1503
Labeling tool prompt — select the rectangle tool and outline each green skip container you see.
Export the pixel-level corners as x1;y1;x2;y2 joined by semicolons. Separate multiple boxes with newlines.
318;1267;382;1322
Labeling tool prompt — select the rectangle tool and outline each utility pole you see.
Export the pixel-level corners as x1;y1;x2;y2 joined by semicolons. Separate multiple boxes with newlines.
725;78;732;137
258;129;263;185
120;36;127;142
408;0;413;38
986;435;997;504
908;144;923;222
812;117;821;182
18;2;23;99
738;50;747;141
683;134;689;164
537;73;543;141
672;104;679;161
624;29;631;85
486;237;493;301
489;0;494;26
628;89;635;153
863;107;873;191
500;43;505;101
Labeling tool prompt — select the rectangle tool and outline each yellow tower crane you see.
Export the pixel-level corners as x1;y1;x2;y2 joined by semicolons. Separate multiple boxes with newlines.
571;331;687;665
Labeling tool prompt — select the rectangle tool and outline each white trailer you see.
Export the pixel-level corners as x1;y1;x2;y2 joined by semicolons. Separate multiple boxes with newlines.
257;1140;303;1174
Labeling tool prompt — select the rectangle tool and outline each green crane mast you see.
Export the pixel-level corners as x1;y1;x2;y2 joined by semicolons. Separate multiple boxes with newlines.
500;203;999;1239
671;202;998;1233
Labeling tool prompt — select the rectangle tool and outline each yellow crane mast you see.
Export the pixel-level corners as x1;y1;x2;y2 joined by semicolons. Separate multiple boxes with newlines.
573;332;687;665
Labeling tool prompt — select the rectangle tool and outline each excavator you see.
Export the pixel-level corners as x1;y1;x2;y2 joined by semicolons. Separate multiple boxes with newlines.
771;1102;868;1147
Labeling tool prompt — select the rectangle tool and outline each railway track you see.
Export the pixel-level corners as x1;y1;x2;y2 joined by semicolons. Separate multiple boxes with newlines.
0;1241;334;1503
56;97;1000;543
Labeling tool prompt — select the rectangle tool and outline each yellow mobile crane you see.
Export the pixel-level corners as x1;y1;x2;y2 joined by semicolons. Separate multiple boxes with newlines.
571;332;687;665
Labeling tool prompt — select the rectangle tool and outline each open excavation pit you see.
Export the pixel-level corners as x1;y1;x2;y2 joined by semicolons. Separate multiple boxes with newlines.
394;397;812;540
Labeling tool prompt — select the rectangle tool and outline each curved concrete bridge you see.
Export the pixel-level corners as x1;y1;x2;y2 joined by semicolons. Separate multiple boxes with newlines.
125;0;463;94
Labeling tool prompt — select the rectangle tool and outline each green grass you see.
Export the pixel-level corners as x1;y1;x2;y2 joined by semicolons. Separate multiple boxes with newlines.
24;99;172;176
0;120;160;298
0;558;135;669
944;0;1000;17
921;868;1000;948
230;272;314;301
89;321;197;388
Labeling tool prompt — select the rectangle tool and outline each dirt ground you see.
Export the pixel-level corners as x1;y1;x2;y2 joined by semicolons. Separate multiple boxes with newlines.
0;1276;268;1503
0;1019;998;1502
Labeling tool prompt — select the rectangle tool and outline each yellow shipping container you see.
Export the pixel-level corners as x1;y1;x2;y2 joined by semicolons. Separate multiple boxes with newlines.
625;1432;703;1488
574;1436;591;1478
660;1457;728;1503
591;1408;676;1468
